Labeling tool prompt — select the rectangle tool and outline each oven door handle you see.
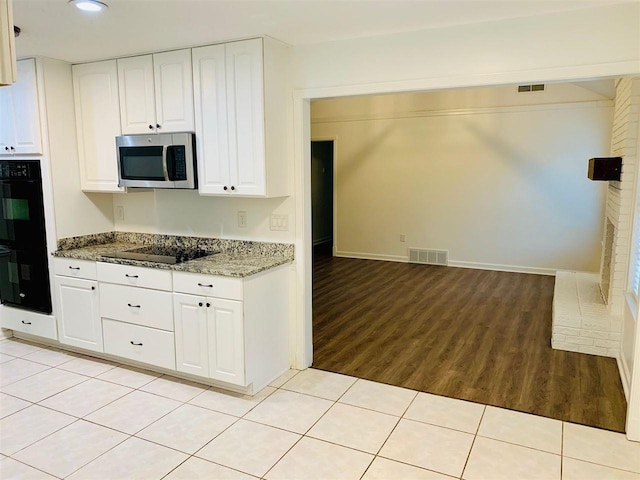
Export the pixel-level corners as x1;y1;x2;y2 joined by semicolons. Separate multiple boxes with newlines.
162;145;170;181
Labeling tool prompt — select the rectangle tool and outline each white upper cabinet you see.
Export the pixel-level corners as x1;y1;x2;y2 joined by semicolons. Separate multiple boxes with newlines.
154;49;194;133
193;38;289;197
192;43;229;194
118;49;194;135
0;59;42;156
72;60;124;192
117;55;156;135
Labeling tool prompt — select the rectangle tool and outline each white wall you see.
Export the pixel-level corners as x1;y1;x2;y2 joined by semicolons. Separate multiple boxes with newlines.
292;3;639;96
311;85;612;272
113;190;294;242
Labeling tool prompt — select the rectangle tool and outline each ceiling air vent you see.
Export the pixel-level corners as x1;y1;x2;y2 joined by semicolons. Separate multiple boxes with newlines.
518;84;545;93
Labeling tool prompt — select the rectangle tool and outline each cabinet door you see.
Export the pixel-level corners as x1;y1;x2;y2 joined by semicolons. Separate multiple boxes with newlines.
226;39;266;196
11;59;42;155
117;55;156;134
72;60;124;192
174;293;209;377
54;276;102;352
153;49;194;133
0;83;15;155
208;297;245;385
192;44;230;195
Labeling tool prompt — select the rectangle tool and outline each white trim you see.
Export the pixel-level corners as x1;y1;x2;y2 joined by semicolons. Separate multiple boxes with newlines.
299;61;639;101
449;261;556;276
333;252;558;275
311;100;614;125
335;251;409;263
619;351;631;401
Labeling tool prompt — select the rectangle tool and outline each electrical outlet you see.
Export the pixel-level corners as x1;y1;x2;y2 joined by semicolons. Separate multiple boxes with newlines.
116;206;125;221
238;211;247;228
270;214;289;231
400;234;406;242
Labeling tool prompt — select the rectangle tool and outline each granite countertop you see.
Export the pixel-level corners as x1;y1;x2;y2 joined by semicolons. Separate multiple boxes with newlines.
52;233;294;278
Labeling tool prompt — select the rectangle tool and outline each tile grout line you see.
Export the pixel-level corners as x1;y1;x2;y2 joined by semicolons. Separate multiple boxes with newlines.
1;454;66;479
458;405;487;479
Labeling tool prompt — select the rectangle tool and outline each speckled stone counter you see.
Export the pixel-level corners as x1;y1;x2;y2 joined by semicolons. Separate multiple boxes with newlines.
53;232;294;278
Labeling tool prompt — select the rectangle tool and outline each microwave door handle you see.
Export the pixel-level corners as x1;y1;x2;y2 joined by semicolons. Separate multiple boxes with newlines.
162;145;170;181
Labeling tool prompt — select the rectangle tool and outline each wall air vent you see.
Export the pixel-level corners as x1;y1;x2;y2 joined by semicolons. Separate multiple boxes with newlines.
408;248;449;266
517;84;545;93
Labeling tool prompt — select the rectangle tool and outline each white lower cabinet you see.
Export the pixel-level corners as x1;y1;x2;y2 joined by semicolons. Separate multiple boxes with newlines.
174;293;245;385
51;260;287;393
173;294;209;377
54;276;102;352
103;318;175;370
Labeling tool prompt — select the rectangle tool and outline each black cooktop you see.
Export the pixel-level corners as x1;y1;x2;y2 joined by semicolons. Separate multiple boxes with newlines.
103;246;216;265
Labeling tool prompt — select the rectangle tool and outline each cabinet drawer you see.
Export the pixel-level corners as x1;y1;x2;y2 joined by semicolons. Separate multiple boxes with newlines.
100;284;173;331
103;319;175;370
0;305;58;340
97;262;172;291
52;258;97;280
172;272;243;300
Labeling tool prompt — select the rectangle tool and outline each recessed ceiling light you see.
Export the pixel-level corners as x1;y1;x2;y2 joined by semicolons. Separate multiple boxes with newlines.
69;0;108;12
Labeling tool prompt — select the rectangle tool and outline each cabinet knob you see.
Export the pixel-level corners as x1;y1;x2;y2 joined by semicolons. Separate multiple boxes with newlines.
198;302;203;307
230;186;235;191
91;286;95;290
156;124;161;129
223;186;228;191
4;147;8;151
10;146;14;150
148;124;154;130
206;302;211;308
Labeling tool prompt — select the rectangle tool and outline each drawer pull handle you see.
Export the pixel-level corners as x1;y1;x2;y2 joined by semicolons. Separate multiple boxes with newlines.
198;283;213;287
21;320;31;325
125;274;139;278
68;266;80;270
127;303;141;308
130;341;143;346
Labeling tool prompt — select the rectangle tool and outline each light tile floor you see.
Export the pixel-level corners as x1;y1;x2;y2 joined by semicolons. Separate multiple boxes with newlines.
0;337;638;480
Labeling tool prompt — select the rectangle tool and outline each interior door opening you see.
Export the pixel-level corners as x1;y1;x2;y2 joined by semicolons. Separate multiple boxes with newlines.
311;140;334;260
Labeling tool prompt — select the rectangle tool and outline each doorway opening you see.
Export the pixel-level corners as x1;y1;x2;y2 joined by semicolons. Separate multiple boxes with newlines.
311;140;334;260
308;82;628;432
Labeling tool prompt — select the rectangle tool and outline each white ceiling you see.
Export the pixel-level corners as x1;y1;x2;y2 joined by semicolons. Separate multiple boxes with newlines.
13;0;633;64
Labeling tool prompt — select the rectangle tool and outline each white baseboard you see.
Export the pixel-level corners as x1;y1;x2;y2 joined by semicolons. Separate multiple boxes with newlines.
334;251;409;263
618;353;631;402
448;260;556;276
334;252;558;275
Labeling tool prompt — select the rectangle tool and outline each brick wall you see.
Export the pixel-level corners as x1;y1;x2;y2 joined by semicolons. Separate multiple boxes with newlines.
603;78;640;327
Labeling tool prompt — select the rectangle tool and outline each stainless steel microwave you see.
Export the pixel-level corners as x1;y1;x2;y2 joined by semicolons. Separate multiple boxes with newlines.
116;133;197;189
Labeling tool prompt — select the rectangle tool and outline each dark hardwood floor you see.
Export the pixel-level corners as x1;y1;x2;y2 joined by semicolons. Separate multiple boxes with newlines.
312;247;627;432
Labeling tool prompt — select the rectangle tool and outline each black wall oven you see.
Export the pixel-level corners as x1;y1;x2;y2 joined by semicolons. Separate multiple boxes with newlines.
0;160;51;314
